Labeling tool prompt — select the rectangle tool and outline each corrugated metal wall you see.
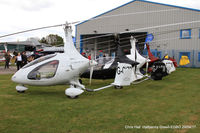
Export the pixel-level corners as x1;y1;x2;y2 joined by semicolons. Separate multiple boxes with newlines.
76;0;200;67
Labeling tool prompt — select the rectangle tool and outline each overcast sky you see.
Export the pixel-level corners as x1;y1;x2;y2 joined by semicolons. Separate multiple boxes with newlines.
0;0;200;42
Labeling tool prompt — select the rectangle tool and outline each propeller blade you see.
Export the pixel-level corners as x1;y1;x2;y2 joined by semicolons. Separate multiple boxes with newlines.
135;39;137;78
89;63;94;85
145;55;149;76
89;49;96;85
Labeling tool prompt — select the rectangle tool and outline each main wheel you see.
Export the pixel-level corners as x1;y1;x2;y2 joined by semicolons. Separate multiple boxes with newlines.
17;90;25;93
114;85;123;89
67;95;79;99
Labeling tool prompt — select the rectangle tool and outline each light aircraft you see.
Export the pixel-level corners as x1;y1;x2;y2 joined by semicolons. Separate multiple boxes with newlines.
125;37;176;80
11;23;98;98
145;43;176;80
126;37;150;82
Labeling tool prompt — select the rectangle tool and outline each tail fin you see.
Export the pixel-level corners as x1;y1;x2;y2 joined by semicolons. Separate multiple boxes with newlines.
146;43;159;62
63;22;86;60
110;35;138;68
113;63;133;86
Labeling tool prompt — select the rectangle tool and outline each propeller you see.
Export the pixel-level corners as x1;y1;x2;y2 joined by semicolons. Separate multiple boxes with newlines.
89;49;97;85
130;36;138;79
89;62;94;85
145;52;149;76
135;39;137;78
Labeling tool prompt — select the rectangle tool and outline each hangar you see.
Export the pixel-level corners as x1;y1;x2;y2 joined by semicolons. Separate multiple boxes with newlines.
75;0;200;67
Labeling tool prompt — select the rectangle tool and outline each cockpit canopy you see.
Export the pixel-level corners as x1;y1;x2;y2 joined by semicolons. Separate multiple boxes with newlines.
28;60;59;80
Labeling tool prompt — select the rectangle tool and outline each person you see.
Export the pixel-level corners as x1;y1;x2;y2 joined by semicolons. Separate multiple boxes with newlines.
81;52;87;58
13;49;18;56
15;52;23;70
22;51;27;67
4;50;11;69
88;54;91;60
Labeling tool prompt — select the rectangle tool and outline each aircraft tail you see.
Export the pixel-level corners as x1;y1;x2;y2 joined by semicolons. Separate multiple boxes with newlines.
63;22;86;60
146;43;159;62
112;63;133;86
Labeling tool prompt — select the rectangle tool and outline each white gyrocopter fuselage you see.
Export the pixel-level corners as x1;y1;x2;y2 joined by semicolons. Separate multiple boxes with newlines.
11;23;97;98
12;53;89;86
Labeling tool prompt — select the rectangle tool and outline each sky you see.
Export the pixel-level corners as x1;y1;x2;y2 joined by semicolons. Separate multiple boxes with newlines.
0;0;200;42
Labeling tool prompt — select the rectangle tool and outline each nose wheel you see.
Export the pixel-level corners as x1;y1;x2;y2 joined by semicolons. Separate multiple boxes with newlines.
17;90;25;93
65;87;84;99
16;85;28;93
67;95;79;99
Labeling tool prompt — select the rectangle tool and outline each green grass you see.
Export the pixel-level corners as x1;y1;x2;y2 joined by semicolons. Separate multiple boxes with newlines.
0;68;200;133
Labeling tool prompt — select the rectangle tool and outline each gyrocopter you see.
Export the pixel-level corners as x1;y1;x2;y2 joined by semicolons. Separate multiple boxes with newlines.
11;22;96;98
10;22;137;98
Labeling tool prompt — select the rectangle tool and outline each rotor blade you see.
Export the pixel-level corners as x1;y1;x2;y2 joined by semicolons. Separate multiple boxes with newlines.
0;24;64;39
0;21;81;39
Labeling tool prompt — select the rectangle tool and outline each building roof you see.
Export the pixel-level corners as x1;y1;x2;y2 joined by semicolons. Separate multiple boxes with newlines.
0;41;42;47
76;0;200;26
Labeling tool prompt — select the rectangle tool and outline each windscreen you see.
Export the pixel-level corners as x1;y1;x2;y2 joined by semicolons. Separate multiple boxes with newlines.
23;54;57;69
28;60;59;80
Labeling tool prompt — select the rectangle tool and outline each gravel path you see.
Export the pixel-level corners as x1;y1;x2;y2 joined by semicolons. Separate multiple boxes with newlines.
0;66;17;75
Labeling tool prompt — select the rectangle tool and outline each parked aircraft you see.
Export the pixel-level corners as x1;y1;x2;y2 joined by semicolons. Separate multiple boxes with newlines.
146;43;176;80
11;23;98;98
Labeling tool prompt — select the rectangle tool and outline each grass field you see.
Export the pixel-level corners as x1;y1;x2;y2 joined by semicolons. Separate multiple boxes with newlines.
0;68;200;133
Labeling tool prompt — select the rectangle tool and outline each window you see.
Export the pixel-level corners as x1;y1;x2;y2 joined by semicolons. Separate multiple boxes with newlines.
151;50;161;58
28;60;59;80
179;52;190;60
199;29;200;39
179;52;191;66
157;51;162;59
198;52;200;62
180;29;191;39
23;54;57;69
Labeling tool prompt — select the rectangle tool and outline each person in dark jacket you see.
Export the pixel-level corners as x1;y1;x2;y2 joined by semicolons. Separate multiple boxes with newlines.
22;51;28;67
4;50;11;69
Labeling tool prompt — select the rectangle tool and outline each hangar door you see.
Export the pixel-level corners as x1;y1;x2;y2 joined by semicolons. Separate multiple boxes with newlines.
80;32;147;58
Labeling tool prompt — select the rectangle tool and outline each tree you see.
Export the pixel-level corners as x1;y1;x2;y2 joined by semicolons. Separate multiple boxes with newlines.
39;34;64;46
40;37;48;44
